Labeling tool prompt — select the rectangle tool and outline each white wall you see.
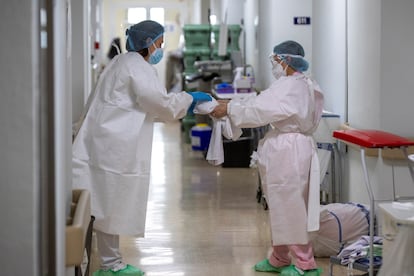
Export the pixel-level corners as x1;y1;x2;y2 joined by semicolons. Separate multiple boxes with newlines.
243;0;259;74
380;0;414;137
71;0;92;123
200;0;211;24
55;0;74;273
340;0;414;204
0;0;72;274
0;2;42;274
347;0;382;130
220;0;243;25
345;0;382;204
312;0;347;120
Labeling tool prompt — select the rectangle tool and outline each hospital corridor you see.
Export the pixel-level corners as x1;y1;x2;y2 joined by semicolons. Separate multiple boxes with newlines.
2;0;414;275
87;121;359;276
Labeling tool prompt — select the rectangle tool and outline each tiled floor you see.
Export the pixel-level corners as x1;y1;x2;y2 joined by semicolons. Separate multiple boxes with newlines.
89;121;365;276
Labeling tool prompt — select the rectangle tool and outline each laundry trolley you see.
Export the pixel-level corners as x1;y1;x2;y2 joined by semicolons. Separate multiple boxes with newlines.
331;129;414;276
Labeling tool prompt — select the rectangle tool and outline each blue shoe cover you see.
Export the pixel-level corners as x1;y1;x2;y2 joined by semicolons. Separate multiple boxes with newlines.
93;264;145;276
280;265;322;276
253;259;292;273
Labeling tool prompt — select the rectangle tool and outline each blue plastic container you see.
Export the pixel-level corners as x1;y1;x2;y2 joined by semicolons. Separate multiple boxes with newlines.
191;124;212;151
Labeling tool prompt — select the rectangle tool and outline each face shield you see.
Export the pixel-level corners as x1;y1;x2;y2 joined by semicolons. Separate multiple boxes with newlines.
269;53;309;73
269;54;285;66
269;54;288;79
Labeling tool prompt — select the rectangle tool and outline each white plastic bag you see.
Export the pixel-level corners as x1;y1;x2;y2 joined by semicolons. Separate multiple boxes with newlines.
310;203;369;257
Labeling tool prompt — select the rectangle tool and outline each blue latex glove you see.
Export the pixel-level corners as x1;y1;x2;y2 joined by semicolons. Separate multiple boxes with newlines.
187;91;212;114
187;91;212;102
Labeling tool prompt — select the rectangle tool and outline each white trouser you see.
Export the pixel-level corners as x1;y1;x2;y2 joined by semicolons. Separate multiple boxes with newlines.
95;230;125;271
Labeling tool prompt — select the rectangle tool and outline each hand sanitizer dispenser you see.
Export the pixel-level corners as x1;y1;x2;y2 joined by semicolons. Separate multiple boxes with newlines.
232;67;252;93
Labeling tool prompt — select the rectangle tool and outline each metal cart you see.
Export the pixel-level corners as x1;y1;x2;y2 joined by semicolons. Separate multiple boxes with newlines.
331;129;414;276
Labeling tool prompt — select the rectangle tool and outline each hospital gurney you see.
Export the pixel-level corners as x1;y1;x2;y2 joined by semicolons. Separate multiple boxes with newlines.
331;129;414;276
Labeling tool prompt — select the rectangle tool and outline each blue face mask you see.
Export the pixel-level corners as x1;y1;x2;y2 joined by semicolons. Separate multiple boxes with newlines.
149;44;163;64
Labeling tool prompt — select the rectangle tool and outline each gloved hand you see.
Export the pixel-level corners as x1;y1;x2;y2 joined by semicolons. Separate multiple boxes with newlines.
187;91;213;102
187;91;212;115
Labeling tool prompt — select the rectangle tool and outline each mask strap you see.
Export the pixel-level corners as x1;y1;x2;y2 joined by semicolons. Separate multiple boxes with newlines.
112;42;121;55
273;54;289;71
278;53;304;59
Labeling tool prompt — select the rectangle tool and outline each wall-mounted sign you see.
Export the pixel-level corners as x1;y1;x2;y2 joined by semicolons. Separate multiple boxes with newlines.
294;17;311;25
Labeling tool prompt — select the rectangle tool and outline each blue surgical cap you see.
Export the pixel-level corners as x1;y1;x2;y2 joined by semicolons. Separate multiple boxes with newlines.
273;40;309;72
126;20;164;52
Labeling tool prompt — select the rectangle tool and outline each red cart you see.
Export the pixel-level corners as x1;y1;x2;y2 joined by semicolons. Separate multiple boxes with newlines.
331;129;414;276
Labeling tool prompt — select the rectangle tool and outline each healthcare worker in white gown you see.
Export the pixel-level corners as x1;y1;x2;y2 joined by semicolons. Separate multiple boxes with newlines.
72;20;211;276
211;41;324;276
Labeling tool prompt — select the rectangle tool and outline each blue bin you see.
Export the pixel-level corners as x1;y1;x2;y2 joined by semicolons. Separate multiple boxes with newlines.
191;124;212;151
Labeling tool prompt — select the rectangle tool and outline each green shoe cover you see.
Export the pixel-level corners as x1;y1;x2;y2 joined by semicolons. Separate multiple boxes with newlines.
115;264;144;276
93;264;145;276
280;266;322;276
93;269;114;276
253;259;292;273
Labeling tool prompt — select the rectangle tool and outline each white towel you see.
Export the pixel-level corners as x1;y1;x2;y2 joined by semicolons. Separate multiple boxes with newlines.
193;99;218;114
206;117;242;166
193;98;242;165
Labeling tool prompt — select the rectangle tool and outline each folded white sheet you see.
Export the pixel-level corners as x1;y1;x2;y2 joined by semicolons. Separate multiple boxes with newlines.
206;117;242;165
193;98;218;114
193;98;242;166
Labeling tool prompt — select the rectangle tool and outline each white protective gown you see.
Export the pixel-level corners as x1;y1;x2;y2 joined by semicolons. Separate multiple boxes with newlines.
72;52;193;236
227;73;324;245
